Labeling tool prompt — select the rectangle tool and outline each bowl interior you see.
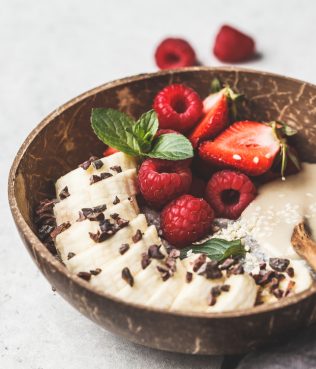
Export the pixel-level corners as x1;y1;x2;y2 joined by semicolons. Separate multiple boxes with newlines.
12;67;316;271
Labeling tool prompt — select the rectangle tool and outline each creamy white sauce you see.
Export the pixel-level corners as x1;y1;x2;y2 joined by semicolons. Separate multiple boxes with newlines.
241;163;316;259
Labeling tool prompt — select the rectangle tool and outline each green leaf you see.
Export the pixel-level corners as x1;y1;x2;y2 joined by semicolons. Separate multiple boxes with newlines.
211;78;222;93
91;108;141;156
180;238;245;261
146;133;194;160
133;110;159;152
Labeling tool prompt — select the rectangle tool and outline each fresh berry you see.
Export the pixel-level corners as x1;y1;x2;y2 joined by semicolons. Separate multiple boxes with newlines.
199;121;280;176
213;25;255;63
205;170;256;219
155;38;196;70
138;159;192;208
155;128;178;138
153;84;203;133
188;90;229;148
103;146;119;157
160;194;214;248
189;177;206;198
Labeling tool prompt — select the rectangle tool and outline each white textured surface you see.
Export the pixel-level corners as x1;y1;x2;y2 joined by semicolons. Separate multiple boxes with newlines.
1;0;316;368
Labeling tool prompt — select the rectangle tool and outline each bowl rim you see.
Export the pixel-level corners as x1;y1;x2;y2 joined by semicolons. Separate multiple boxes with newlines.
8;66;316;320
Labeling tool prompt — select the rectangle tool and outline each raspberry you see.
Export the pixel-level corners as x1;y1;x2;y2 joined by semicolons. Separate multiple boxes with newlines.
155;129;178;138
153;84;203;133
103;146;119;157
213;25;255;63
155;38;196;70
160;194;214;248
205;170;256;220
138;159;192;208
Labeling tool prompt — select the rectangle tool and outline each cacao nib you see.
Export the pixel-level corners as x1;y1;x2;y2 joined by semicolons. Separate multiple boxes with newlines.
148;244;164;259
269;258;290;272
284;280;296;297
219;257;236;270
110;165;122;173
92;159;104;170
100;172;113;180
92;204;107;212
141;253;151;269
186;271;193;283
259;262;267;270
192;254;207;272
90;268;102;276
165;256;177;274
67;252;76;260
221;284;230;292
90;175;102;185
132;229;143;243
227;263;244;276
116;218;129;229
59;186;70;200
157;265;170;281
122;267;134;287
79;156;99;170
99;219;115;234
78;208;105;222
113;196;120;205
119;243;130;255
77;271;91;281
110;213;119;220
198;261;222;279
273;288;284;299
36;198;58;215
50;222;71;239
286;267;295;278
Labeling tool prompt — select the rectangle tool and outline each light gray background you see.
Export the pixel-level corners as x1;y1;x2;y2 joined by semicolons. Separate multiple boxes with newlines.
1;1;316;368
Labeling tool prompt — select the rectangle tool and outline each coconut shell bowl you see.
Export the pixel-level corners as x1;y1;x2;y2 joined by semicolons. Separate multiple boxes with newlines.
8;67;316;355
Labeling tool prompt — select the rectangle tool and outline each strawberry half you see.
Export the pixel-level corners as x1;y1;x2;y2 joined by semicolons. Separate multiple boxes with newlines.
188;84;241;149
188;90;228;148
199;121;282;176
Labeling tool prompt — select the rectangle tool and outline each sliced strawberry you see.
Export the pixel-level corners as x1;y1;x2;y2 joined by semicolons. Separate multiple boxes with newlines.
199;121;281;176
103;146;119;157
188;90;229;148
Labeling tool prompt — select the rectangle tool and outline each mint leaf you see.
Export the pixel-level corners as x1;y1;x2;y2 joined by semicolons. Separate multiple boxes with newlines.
91;108;141;156
180;238;245;261
146;133;194;160
133;110;159;153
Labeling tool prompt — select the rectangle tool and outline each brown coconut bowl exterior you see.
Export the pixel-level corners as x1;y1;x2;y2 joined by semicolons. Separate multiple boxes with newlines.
8;67;316;355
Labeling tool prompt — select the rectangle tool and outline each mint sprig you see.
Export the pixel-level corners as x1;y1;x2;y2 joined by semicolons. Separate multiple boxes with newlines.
91;108;193;161
180;238;245;261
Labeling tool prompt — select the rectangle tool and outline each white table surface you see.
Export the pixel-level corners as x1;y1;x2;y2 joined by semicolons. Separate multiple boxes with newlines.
1;0;316;368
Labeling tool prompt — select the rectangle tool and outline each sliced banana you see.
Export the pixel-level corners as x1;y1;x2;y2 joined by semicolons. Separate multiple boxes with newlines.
65;214;148;271
90;226;161;294
55;198;140;261
208;274;258;312
56;152;137;198
54;168;138;225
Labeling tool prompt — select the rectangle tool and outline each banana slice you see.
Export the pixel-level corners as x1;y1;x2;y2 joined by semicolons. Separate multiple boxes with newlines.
65;214;148;271
54;168;138;225
207;274;258;312
55;198;140;261
56;152;137;198
89;225;161;294
261;260;312;304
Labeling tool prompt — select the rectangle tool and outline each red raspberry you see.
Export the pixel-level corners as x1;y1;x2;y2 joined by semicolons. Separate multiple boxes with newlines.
155;38;196;70
138;159;192;208
160;194;214;248
155;129;178;138
103;146;119;157
153;84;203;133
205;170;256;220
213;25;255;63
